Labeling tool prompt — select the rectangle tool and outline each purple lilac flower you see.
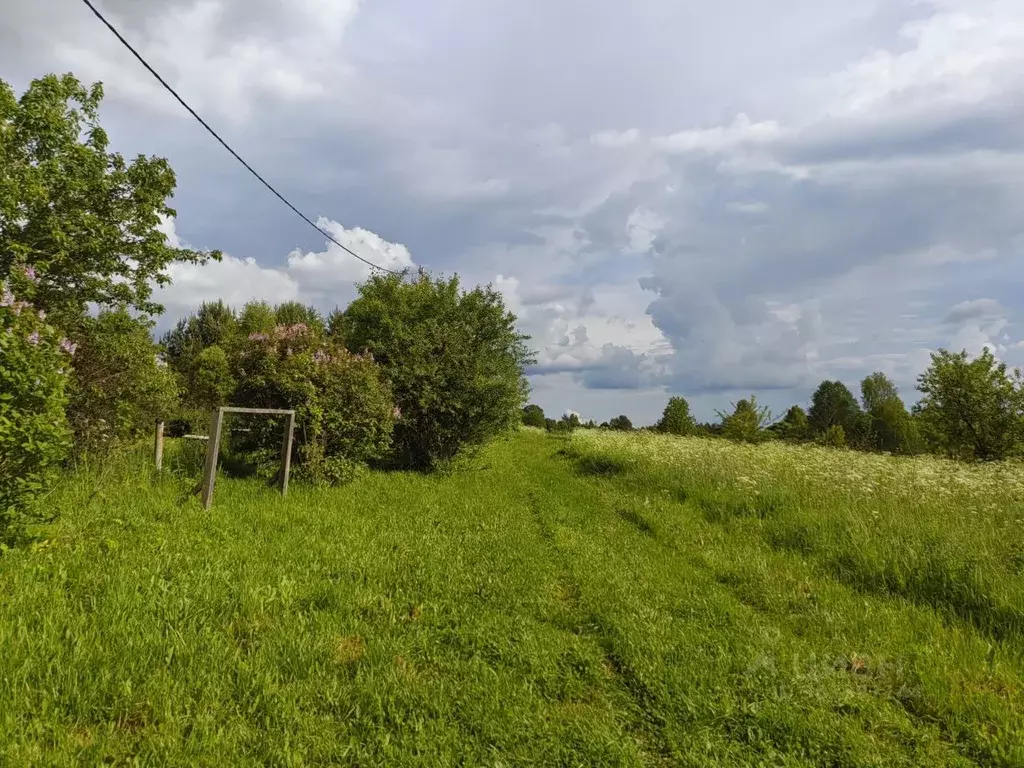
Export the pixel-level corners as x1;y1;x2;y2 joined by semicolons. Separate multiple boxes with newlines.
22;265;37;282
393;406;402;420
248;332;268;342
27;330;40;346
38;309;46;321
0;286;13;307
60;338;78;356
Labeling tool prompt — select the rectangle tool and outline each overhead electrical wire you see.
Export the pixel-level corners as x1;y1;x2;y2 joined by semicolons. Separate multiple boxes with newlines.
80;0;403;276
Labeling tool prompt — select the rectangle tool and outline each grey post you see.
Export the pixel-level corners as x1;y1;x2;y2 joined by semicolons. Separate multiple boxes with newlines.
279;411;295;497
154;420;165;471
200;407;225;510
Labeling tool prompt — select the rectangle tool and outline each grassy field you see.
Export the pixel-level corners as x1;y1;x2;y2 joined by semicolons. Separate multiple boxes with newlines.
1;430;1022;766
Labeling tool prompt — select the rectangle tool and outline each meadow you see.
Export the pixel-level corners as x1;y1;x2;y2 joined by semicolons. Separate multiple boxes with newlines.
1;429;1022;766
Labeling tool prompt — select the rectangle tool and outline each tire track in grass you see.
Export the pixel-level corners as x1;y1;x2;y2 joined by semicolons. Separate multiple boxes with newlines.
527;489;675;767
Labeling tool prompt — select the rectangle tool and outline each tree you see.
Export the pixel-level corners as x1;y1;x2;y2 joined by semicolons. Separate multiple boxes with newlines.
775;405;809;441
0;74;216;328
608;415;633;431
275;301;325;334
521;404;546;428
237;300;277;338
657;396;697;436
342;272;533;470
915;348;1024;460
717;396;772;443
860;372;918;454
808;381;864;443
67;309;179;453
163;300;237;367
190;345;235;410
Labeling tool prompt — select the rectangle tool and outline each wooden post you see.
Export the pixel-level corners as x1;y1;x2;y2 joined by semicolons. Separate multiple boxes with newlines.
154;420;165;472
279;411;295;497
200;408;225;510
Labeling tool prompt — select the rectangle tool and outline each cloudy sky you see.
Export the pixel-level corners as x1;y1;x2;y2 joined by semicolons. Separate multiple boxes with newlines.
3;0;1023;423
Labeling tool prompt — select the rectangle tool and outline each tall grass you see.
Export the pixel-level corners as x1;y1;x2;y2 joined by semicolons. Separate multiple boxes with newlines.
0;432;1021;765
565;431;1024;640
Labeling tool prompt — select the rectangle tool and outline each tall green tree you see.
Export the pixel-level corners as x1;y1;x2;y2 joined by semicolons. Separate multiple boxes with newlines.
237;300;277;338
915;349;1024;460
860;372;918;454
67;309;179;453
0;73;216;328
808;381;865;442
275;301;325;334
343;272;533;470
657;396;697;436
775;405;809;441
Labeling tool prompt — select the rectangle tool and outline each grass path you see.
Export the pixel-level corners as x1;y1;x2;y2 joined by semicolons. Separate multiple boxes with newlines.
1;432;1021;765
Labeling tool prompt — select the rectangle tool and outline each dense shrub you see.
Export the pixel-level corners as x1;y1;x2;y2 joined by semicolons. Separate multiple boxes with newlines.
816;424;847;449
343;273;532;471
66;309;179;454
232;323;395;484
0;274;73;541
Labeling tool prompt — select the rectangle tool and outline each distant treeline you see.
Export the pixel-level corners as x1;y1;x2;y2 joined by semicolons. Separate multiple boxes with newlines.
525;355;1024;461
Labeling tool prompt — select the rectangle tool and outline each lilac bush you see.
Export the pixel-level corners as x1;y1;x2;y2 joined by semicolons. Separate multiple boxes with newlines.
0;269;73;541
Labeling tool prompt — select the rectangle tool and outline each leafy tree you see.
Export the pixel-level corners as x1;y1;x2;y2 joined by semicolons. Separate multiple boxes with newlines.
1;271;72;541
163;301;237;368
915;348;1024;460
608;415;633;431
657;396;697;436
190;345;235;410
326;308;348;341
717;396;772;443
808;381;865;443
237;300;277;338
67;309;178;453
275;301;325;334
343;272;533;470
0;74;216;328
860;372;919;454
521;404;546;428
775;405;809;441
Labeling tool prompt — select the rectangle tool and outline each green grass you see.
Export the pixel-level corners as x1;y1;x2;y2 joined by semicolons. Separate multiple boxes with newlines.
1;430;1022;766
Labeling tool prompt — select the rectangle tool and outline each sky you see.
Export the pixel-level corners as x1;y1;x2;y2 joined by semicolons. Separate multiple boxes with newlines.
2;0;1023;424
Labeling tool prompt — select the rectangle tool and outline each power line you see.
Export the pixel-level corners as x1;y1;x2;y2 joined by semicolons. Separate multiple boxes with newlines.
79;0;403;276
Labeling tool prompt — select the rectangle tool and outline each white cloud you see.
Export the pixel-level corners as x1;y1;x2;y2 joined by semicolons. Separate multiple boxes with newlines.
155;216;414;321
591;128;640;147
651;113;783;155
625;206;665;254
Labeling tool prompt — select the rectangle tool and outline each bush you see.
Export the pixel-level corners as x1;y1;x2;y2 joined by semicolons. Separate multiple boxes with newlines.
342;273;532;471
816;424;847;449
66;309;179;454
0;274;73;541
232;323;394;484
